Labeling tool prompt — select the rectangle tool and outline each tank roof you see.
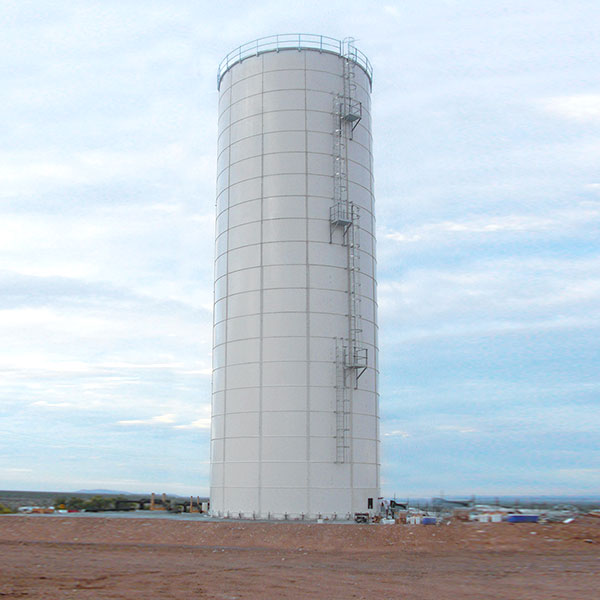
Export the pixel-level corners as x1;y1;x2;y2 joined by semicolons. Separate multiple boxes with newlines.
217;34;373;90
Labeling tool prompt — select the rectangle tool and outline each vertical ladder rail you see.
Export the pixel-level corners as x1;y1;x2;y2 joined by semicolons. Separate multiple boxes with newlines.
335;339;349;463
331;44;368;462
348;204;366;388
331;95;349;244
342;39;362;139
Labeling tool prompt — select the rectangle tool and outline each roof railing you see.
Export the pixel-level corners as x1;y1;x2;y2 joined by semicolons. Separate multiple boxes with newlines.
217;34;373;90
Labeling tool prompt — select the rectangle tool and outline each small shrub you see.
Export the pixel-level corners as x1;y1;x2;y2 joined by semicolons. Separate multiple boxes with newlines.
0;503;13;514
66;497;86;511
83;496;112;512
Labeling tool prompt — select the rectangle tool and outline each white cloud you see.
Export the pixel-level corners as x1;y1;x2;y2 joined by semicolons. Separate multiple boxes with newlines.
383;5;401;18
0;468;33;473
543;93;600;121
1;0;599;497
0;144;206;197
383;201;600;244
436;425;478;434
383;429;411;438
556;469;600;483
173;418;211;430
30;400;73;409
117;413;178;427
378;252;600;346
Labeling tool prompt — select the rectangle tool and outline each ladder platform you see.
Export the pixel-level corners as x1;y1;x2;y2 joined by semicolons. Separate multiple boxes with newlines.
346;346;368;369
330;203;352;226
343;112;361;122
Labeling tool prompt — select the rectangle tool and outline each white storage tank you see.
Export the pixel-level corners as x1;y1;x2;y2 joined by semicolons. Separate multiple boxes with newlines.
210;34;379;519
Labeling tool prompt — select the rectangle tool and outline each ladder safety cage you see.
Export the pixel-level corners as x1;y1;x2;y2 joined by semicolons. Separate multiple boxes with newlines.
329;202;352;243
330;37;370;463
342;100;362;133
346;202;366;388
347;346;368;384
341;38;362;139
330;93;351;244
335;339;351;463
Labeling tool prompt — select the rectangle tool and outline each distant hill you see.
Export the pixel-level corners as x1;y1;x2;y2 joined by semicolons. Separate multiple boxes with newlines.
74;489;133;495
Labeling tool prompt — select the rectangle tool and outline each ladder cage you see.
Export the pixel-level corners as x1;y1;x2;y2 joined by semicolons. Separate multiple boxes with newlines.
330;38;369;461
335;339;350;463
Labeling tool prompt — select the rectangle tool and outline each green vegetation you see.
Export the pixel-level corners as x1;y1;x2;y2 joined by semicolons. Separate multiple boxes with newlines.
0;502;13;514
66;496;86;511
83;495;112;511
115;495;137;511
52;495;138;512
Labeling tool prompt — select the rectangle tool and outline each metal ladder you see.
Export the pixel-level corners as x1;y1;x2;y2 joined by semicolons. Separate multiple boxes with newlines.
331;40;368;464
330;39;362;243
330;95;349;243
341;38;362;140
347;203;367;386
335;340;350;463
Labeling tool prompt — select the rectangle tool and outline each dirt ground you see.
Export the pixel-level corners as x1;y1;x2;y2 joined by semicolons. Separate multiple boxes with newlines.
1;515;598;599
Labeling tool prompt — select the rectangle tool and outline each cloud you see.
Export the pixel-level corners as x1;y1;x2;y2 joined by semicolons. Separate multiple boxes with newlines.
383;5;401;18
0;468;33;473
382;200;600;244
117;414;178;427
436;425;478;434
378;253;600;347
173;418;211;430
116;407;211;431
543;94;600;121
557;468;600;481
383;430;411;438
1;0;599;497
30;400;73;409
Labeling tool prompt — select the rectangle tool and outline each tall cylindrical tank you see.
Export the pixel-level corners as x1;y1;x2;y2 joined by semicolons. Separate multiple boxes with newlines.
211;34;379;519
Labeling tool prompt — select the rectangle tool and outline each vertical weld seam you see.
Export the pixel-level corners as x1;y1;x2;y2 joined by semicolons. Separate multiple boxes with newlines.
371;114;380;494
303;51;311;517
258;55;265;517
221;78;234;513
343;55;355;509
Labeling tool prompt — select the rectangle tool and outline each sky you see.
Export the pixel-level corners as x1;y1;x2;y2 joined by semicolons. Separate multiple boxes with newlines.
1;0;598;498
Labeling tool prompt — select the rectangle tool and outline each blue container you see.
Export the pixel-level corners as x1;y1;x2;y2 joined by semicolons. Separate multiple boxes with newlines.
507;515;538;523
422;517;436;525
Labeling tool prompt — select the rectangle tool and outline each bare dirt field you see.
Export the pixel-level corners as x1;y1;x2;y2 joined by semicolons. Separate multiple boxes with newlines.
1;515;598;599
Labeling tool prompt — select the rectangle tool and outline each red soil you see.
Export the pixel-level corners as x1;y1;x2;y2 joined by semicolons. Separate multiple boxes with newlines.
1;515;598;598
